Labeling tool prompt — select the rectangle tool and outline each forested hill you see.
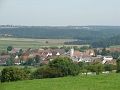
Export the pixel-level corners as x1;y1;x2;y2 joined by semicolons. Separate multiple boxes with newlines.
0;26;120;39
91;35;120;48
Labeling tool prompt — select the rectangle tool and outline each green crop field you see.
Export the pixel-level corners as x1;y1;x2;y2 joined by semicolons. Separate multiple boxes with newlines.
0;73;120;90
0;38;87;50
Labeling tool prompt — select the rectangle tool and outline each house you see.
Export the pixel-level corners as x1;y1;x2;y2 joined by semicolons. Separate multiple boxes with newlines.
105;60;116;65
85;50;95;56
51;49;65;55
71;55;96;63
14;58;21;65
8;48;26;54
73;51;83;57
0;55;10;65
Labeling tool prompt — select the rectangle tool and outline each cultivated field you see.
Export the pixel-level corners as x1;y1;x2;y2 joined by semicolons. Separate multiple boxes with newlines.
0;38;87;50
0;73;120;90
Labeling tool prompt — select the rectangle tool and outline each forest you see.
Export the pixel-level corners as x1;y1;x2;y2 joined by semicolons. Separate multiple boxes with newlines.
0;26;120;48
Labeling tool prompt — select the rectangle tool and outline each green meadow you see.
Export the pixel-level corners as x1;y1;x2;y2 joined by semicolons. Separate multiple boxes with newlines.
0;73;120;90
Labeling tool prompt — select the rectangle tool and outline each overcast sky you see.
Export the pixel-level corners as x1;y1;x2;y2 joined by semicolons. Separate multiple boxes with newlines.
0;0;120;26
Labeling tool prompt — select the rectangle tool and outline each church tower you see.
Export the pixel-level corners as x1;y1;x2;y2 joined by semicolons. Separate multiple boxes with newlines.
70;46;74;56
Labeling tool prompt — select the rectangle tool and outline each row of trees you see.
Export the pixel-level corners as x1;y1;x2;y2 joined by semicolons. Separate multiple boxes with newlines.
1;57;120;83
78;62;117;75
0;57;80;83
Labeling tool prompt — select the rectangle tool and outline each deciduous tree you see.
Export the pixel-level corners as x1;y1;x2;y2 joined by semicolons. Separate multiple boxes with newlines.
116;58;120;73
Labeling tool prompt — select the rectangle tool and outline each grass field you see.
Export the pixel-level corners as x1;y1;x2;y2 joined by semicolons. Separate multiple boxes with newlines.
0;73;120;90
0;38;86;50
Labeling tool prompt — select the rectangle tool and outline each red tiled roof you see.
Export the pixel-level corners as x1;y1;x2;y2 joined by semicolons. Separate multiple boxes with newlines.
40;60;49;65
110;48;120;52
74;51;83;56
105;60;116;65
0;55;10;59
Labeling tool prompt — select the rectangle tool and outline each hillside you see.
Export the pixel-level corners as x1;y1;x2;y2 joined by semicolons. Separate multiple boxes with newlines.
0;74;120;90
0;26;120;39
1;26;120;48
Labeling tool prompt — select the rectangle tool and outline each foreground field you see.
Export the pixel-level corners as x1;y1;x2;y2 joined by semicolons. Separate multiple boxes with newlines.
0;73;120;90
0;38;86;50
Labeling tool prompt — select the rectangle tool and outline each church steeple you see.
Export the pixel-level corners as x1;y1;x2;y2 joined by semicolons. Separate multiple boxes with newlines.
70;46;74;56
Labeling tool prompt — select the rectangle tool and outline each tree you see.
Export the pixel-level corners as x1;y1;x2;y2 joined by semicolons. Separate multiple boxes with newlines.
6;57;14;66
46;41;48;44
22;66;32;74
73;46;79;50
1;67;29;83
94;49;100;57
35;55;41;63
1;51;8;55
49;57;80;76
78;62;90;76
116;58;120;73
17;49;24;57
20;56;25;65
7;46;13;51
32;66;62;79
111;51;120;59
101;48;107;55
27;58;34;65
79;46;89;52
104;64;114;72
91;62;104;75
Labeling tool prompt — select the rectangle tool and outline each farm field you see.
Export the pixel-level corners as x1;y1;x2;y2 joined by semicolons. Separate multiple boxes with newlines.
0;73;120;90
0;38;86;50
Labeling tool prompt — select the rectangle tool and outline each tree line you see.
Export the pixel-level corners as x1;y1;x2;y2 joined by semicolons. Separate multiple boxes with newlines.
1;57;120;83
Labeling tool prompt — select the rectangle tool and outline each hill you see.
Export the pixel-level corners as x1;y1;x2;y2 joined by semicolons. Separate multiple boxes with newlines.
0;74;120;90
0;26;120;39
1;26;120;48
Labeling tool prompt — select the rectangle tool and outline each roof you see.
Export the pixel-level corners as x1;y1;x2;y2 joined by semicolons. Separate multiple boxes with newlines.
0;55;10;59
85;50;94;55
0;60;6;64
103;56;113;58
105;60;116;65
14;59;20;63
74;51;83;56
51;49;65;55
40;60;49;65
109;48;120;52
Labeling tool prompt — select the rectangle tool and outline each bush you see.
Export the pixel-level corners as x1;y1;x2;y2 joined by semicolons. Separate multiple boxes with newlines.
32;66;62;79
49;57;80;76
22;66;32;74
1;67;30;83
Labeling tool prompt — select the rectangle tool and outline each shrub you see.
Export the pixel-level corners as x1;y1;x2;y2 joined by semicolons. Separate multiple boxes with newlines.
32;65;62;79
49;57;80;76
1;67;30;83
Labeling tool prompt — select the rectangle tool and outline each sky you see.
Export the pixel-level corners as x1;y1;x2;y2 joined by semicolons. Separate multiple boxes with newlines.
0;0;120;26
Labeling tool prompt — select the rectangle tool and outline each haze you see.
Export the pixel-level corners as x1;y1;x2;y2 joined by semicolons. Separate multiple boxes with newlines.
0;0;120;26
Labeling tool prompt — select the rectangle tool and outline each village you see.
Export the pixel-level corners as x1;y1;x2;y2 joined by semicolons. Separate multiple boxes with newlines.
0;46;118;67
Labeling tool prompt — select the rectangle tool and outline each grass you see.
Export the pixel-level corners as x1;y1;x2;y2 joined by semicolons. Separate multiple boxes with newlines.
0;66;36;72
0;38;86;50
0;73;120;90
